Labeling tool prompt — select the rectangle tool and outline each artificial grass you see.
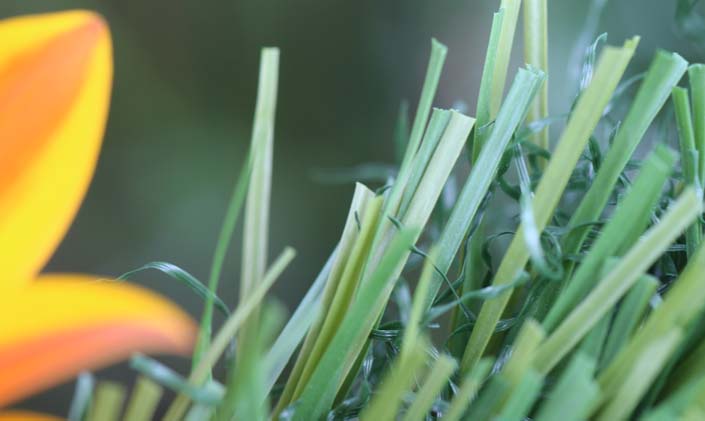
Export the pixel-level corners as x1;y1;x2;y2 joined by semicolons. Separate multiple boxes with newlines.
70;2;705;420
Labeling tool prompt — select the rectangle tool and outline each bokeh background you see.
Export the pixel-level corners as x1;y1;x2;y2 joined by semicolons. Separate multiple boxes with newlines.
3;0;704;414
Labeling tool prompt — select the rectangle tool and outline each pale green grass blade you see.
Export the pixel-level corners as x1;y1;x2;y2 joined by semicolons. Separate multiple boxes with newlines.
123;376;163;421
599;275;658;370
606;239;705;395
562;50;688;263
285;195;383;405
443;358;494;421
401;354;457;421
238;47;280;357
164;247;295;420
359;337;428;421
596;328;682;420
461;39;638;373
489;0;522;116
523;0;549;152
495;368;543;421
689;64;705;183
400;39;448;175
501;319;545;385
532;187;702;374
424;66;545;311
472;8;504;161
401;247;437;358
262;247;335;397
68;372;94;421
534;353;600;421
291;228;418;420
194;133;257;363
87;381;125;421
218;302;285;421
542;145;676;332
673;86;703;257
275;184;374;411
465;373;512;420
400;109;451;215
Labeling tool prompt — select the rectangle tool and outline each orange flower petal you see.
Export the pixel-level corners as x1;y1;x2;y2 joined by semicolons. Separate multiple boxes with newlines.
0;11;112;288
0;411;61;421
0;275;196;407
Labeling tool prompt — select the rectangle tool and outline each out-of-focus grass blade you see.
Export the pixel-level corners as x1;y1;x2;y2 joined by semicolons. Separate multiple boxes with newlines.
495;369;543;420
401;354;457;421
130;354;224;405
123;376;164;421
68;372;94;421
358;337;429;421
534;353;600;421
595;328;682;420
461;39;638;374
87;381;125;421
599;275;658;370
443;358;494;421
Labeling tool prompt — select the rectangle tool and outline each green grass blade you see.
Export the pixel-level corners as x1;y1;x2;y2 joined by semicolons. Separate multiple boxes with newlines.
495;369;543;421
502;319;545;385
460;39;637;373
262;247;335;397
399;109;451;215
599;275;658;370
465;373;512;420
523;0;549;152
673;86;703;257
400;39;448;175
291;228;418;420
532;187;702;374
424;66;545;311
472;8;505;161
689;64;705;183
534;353;600;421
596;328;683;420
238;47;280;358
68;372;94;421
400;354;457;421
542;145;676;331
562;50;688;262
123;376;164;421
359;337;429;421
218;302;285;421
194;137;255;363
164;247;295;420
118;261;230;318
443;358;494;421
87;381;125;421
489;0;522;117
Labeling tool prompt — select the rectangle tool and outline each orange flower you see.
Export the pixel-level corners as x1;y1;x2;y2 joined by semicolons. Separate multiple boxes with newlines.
0;10;196;410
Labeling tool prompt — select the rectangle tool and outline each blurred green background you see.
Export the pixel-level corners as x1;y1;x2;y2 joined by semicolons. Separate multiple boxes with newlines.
3;0;704;414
